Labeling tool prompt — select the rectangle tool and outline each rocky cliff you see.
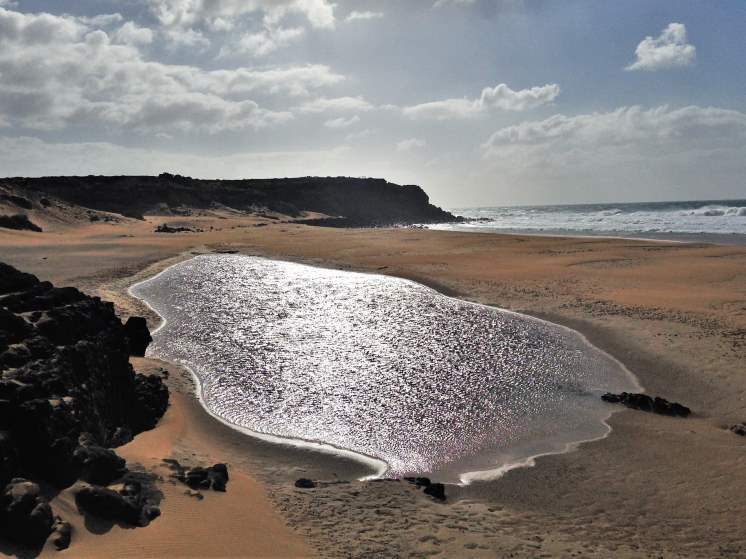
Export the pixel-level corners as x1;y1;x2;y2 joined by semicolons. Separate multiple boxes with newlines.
2;175;459;226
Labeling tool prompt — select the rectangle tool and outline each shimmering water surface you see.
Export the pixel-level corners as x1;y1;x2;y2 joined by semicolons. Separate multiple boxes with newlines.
132;255;639;483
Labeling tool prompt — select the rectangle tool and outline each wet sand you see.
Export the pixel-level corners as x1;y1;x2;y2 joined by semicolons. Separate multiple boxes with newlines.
2;213;746;557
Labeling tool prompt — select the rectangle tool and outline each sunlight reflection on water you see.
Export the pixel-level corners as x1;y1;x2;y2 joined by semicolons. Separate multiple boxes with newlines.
131;255;638;483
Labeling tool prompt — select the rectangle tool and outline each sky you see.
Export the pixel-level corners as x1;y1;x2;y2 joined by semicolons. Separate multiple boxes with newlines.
0;0;745;207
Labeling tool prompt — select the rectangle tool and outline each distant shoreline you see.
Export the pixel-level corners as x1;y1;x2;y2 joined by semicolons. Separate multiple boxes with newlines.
429;224;746;246
441;198;746;244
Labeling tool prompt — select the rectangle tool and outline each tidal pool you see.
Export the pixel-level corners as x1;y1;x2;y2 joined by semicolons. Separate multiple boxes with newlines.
131;254;639;483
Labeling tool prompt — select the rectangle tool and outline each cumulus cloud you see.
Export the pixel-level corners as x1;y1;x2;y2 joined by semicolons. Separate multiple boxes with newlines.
221;25;304;57
161;26;210;50
345;11;384;22
434;0;476;7
324;115;360;129
298;96;374;113
482;105;746;153
481;105;746;184
476;105;746;202
403;83;560;120
0;6;344;133
77;13;123;27
112;21;154;45
397;138;427;152
626;23;695;71
148;0;336;30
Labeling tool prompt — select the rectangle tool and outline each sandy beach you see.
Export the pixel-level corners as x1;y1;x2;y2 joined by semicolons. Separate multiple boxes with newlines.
2;212;746;558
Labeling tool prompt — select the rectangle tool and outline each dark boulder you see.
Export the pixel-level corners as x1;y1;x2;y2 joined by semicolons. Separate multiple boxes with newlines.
110;426;134;446
729;423;746;436
75;484;142;525
74;444;127;485
74;475;161;528
601;392;691;417
50;517;72;550
155;224;196;233
123;316;152;357
423;483;446;502
404;477;432;488
131;374;169;432
0;214;42;232
184;467;210;489
165;459;230;492
0;479;54;547
0;262;37;295
208;463;229;492
0;431;19;487
404;477;446;501
294;478;316;489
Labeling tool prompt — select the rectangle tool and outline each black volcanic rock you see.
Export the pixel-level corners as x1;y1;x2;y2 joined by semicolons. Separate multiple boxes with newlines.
50;517;72;550
75;484;142;525
729;423;746;436
1;194;33;210
602;392;691;417
404;477;447;501
6;175;460;227
131;374;169;432
124;316;152;357
74;443;127;485
74;472;161;527
155;223;198;233
0;262;169;489
423;483;446;501
0;478;54;547
165;459;230;492
0;214;42;232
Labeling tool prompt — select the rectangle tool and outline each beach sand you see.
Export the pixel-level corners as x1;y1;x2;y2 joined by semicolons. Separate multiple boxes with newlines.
2;213;746;558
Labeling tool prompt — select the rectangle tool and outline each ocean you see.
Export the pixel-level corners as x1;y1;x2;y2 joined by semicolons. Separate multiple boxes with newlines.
131;254;639;484
433;199;746;242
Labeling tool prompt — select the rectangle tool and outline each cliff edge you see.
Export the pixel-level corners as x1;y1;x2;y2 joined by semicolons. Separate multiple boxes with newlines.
2;175;459;226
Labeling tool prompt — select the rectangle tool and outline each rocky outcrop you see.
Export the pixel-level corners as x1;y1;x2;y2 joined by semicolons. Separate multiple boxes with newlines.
75;478;160;527
404;477;447;502
0;263;171;550
0;262;168;490
602;392;691;417
155;223;201;233
74;442;127;485
123;316;153;357
0;479;54;547
6;175;460;227
131;375;169;431
50;517;71;550
164;459;229;492
0;214;42;232
729;423;746;436
1;194;33;210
